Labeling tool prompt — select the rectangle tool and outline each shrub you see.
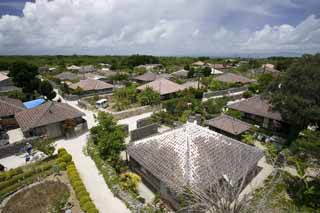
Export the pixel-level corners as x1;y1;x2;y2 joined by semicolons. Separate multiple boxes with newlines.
79;195;91;204
61;153;72;163
87;208;99;213
58;162;67;170
119;172;141;192
58;148;67;155
83;202;96;211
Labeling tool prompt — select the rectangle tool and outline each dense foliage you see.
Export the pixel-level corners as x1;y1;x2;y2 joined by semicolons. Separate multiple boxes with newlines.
90;112;126;164
268;54;320;139
8;61;56;100
137;87;160;106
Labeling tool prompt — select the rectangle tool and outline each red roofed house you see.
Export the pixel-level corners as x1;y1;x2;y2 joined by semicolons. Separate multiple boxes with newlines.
15;102;87;138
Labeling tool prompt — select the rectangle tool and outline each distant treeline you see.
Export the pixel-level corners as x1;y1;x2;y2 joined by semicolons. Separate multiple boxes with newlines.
0;54;300;71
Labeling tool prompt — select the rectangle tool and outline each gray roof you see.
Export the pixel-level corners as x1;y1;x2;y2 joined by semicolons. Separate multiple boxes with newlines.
127;123;264;193
55;72;80;81
69;79;113;91
133;72;160;82
15;101;84;132
228;95;282;121
204;114;252;135
137;78;185;95
171;69;189;78
215;73;255;84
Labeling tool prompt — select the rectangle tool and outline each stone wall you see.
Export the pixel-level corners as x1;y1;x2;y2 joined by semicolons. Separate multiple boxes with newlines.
130;124;159;142
112;105;161;120
0;137;39;158
136;117;154;128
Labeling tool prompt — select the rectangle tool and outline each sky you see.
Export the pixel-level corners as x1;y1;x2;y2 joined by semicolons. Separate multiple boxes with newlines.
0;0;319;56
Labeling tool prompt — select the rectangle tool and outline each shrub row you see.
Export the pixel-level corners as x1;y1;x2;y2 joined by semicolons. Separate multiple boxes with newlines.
62;148;98;213
0;163;54;201
57;148;72;170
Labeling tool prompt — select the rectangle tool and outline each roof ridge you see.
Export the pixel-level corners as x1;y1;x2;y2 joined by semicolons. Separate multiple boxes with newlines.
29;101;53;129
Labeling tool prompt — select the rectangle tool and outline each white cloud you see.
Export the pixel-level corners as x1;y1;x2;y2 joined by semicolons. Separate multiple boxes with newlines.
0;0;319;55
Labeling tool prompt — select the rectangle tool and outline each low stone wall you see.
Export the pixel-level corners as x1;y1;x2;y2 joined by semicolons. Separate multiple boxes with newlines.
112;105;161;120
136;117;154;128
0;137;39;159
203;86;248;99
130;124;159;142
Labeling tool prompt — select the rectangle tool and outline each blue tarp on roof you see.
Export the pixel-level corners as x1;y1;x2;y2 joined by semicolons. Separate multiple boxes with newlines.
23;98;46;109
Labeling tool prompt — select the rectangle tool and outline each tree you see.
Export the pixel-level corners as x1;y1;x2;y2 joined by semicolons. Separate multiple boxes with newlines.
202;67;212;77
257;73;273;92
187;68;195;78
39;80;56;100
137;87;160;106
9;61;38;88
34;139;55;157
268;54;320;140
90;112;126;163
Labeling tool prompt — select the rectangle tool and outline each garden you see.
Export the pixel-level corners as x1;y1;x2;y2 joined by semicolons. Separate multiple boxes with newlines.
0;147;98;213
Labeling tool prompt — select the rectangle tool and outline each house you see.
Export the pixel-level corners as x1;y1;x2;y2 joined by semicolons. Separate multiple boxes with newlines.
79;65;96;73
69;79;113;95
215;73;255;84
135;64;162;71
171;69;189;79
66;65;81;71
0;73;18;93
81;73;106;81
181;81;204;89
55;72;81;82
137;78;185;98
38;66;56;73
15;101;87;138
227;95;284;130
127;122;264;210
97;69;118;79
133;72;160;83
0;97;25;129
192;61;206;67
211;68;224;75
250;67;280;76
262;63;275;69
204;114;252;140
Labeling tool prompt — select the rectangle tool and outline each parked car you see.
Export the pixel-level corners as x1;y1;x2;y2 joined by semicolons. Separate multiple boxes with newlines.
266;136;287;145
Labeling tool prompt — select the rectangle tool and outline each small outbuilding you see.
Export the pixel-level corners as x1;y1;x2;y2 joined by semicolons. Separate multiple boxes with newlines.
204;114;252;139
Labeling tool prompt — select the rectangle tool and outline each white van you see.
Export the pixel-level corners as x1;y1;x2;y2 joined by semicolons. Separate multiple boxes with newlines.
96;99;108;109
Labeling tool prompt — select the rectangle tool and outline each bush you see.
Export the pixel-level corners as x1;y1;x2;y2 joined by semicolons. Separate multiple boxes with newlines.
58;162;67;170
87;208;99;213
64;150;97;213
79;195;91;204
58;148;67;155
119;172;141;192
83;202;96;211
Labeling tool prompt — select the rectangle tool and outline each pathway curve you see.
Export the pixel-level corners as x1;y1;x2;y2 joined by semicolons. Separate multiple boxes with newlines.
56;134;130;213
56;96;130;213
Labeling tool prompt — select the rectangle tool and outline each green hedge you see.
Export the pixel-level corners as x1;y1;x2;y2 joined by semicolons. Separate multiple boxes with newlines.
64;151;99;213
0;163;55;201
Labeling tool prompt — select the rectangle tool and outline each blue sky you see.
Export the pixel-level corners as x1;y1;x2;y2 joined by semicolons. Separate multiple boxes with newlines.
0;0;319;56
